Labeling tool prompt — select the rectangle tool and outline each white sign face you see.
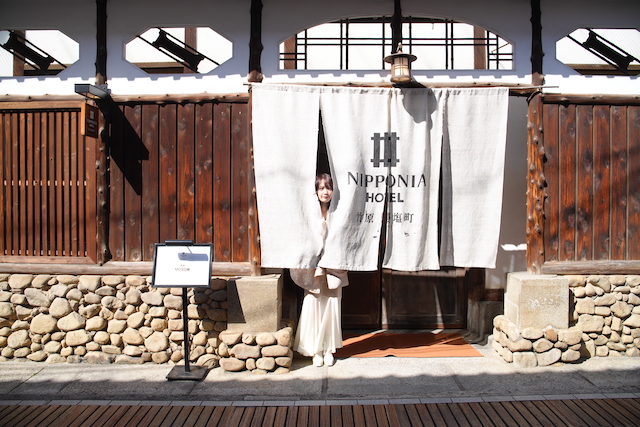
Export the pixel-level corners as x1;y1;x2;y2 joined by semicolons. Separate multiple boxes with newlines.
152;244;213;288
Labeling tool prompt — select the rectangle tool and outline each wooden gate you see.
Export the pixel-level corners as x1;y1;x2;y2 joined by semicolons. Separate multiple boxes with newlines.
0;105;96;263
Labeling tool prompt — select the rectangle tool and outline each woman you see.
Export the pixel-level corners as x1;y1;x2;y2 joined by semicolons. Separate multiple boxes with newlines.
291;173;348;367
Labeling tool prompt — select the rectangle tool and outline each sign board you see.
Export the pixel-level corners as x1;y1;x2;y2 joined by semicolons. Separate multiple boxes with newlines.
81;103;100;138
152;243;213;288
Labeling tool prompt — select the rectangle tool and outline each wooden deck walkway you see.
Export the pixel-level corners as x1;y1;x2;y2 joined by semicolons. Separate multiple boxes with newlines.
1;398;639;427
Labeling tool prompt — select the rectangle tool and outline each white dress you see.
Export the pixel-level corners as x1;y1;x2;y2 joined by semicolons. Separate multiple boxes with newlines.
291;217;349;357
291;268;348;357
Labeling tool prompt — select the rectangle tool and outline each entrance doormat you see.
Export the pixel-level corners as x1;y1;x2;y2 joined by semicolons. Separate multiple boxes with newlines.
335;332;483;358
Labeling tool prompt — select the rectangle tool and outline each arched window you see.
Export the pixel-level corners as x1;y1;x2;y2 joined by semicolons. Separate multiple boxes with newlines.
279;17;513;71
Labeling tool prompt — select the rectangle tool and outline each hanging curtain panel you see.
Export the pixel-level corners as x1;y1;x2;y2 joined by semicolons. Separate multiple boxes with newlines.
439;87;509;268
318;86;391;271
251;84;323;268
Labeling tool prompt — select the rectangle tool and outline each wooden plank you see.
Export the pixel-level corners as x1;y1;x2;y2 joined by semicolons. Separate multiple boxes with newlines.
193;406;224;427
274;406;289;427
261;407;278;427
486;402;518;426
231;103;250;262
21;405;69;427
14;405;62;427
237;406;255;427
285;406;299;427
98;405;136;427
62;405;103;427
401;404;425;427
308;406;320;427
84;114;97;261
296;405;309;427
613;398;640;424
141;104;160;260
362;405;377;427
509;401;541;426
159;103;178;243
319;405;331;427
80;405;125;427
544;400;589;427
155;405;185;427
437;402;465;426
1;405;33;427
40;111;51;255
570;400;614;427
384;404;402;427
109;106;126;260
475;402;508;427
124;104;143;261
11;112;20;255
0;113;7;255
195;102;214;246
499;401;533;427
423;404;446;427
61;110;72;256
328;406;342;427
70;110;80;257
592;105;611;259
19;111;27;255
226;406;245;427
213;103;232;262
559;104;577;261
248;406;266;427
177;103;195;241
25;111;34;255
628;106;640;259
575;104;593;261
587;399;638;427
104;405;146;427
610;105;628;259
33;112;43;256
340;405;355;427
113;405;151;427
458;402;487;427
134;405;166;426
520;400;564;427
373;405;391;427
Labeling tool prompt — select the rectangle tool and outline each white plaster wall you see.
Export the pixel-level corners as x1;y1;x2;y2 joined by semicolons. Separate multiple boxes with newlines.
1;0;637;94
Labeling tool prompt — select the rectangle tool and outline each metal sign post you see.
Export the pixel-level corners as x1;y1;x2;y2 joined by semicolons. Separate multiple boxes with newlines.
152;240;213;381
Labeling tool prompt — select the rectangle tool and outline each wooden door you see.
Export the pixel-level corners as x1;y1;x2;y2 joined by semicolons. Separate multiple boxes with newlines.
342;268;469;330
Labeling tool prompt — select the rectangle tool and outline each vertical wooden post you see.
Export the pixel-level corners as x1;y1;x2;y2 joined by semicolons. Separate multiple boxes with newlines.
526;0;545;273
248;0;263;82
95;0;111;264
391;0;402;53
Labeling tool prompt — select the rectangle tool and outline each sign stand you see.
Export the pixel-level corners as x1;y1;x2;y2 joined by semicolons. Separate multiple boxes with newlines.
152;240;213;381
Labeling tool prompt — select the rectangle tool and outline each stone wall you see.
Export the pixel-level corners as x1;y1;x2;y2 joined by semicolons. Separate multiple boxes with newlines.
0;273;293;373
492;274;640;367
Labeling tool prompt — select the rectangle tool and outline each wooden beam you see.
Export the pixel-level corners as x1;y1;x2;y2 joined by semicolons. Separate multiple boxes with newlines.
542;93;640;106
248;0;263;82
0;261;254;276
542;261;640;275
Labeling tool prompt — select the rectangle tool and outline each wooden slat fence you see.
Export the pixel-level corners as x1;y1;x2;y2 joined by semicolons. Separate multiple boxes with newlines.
108;100;253;263
543;102;640;265
0;107;96;262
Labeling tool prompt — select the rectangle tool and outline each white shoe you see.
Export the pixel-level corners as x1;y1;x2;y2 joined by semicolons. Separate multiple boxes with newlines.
324;351;334;366
313;353;324;367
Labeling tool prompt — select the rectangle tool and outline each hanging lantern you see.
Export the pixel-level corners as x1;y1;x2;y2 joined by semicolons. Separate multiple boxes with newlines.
384;43;417;83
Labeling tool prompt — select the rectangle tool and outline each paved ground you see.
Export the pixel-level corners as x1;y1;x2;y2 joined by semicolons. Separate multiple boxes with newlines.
1;336;639;406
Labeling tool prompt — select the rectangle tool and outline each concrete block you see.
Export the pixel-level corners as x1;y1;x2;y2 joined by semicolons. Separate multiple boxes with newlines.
227;274;282;333
505;272;569;330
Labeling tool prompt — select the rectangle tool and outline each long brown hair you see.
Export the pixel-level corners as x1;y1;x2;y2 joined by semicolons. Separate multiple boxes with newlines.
315;173;333;191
